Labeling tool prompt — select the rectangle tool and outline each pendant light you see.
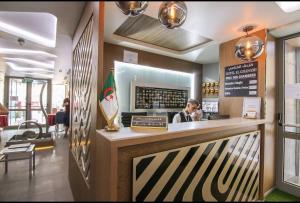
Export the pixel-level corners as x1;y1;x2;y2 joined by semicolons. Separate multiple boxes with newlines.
235;25;264;61
158;1;187;29
115;1;148;17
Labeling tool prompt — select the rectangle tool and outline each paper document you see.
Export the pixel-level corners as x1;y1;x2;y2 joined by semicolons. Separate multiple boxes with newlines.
242;97;261;119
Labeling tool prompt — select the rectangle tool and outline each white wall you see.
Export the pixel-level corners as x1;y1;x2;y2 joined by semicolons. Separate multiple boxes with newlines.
202;62;219;82
52;34;72;85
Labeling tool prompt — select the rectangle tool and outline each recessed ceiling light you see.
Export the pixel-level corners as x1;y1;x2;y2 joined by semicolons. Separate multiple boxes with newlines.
275;2;300;13
4;57;54;69
6;62;54;73
0;48;57;58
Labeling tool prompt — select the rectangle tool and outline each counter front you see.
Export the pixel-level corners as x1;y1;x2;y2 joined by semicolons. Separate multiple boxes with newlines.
95;117;265;201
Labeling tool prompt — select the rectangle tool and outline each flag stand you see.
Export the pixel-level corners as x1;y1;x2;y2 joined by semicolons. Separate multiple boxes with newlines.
105;120;120;131
99;71;120;132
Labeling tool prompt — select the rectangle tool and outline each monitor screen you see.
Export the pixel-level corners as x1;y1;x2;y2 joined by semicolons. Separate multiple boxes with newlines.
202;101;218;113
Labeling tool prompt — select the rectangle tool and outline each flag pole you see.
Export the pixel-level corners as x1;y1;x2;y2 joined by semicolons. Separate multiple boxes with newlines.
100;70;120;131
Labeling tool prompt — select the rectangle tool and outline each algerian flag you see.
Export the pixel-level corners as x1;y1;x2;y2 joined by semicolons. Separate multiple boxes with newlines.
99;71;119;122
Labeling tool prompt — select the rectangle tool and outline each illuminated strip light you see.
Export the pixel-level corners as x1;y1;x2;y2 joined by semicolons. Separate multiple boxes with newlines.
191;73;195;99
0;20;56;47
35;146;54;151
115;61;196;98
4;57;54;69
0;48;57;58
6;62;54;79
28;72;54;78
6;62;54;73
275;2;300;13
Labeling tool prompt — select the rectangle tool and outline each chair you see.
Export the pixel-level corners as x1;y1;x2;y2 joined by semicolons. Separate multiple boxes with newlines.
121;112;147;127
55;111;65;133
167;112;178;123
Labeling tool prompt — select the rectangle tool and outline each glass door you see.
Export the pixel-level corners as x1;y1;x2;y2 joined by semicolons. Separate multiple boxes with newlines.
7;77;49;128
277;34;300;197
31;80;48;124
8;78;27;126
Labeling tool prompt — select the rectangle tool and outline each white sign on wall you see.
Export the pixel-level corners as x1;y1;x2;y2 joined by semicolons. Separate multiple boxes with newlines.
242;97;261;119
285;83;300;99
123;50;138;64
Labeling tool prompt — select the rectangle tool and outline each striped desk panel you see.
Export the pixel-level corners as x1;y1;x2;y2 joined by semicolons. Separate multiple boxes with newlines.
132;131;260;201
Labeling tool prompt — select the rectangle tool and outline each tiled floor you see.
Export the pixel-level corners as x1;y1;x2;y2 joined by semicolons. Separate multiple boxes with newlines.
0;128;73;201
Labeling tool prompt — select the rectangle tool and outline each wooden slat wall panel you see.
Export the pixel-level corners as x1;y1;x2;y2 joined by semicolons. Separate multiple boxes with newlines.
114;14;212;52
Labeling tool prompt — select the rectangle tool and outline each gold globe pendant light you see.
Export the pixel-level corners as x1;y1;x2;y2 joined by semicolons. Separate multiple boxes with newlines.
115;1;148;17
235;25;264;61
158;1;187;29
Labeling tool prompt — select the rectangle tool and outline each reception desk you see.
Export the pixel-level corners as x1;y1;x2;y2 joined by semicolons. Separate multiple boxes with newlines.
96;118;265;201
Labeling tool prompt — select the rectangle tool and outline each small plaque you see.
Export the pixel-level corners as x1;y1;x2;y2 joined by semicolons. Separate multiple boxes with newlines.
131;116;168;130
124;50;138;64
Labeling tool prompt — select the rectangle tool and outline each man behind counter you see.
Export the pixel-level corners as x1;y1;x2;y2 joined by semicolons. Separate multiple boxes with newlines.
172;98;202;123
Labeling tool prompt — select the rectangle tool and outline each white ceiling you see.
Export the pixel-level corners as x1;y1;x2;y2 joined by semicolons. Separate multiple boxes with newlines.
105;1;300;64
0;1;85;37
1;1;300;81
0;1;85;82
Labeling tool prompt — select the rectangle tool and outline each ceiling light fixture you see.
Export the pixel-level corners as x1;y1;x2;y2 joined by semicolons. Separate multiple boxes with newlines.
235;25;264;61
4;57;54;69
115;1;148;17
115;1;187;29
6;62;54;73
158;1;187;29
0;20;56;47
275;2;300;13
28;72;54;78
0;48;57;58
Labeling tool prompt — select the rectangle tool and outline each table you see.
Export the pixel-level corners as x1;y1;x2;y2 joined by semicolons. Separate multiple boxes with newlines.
0;143;36;179
48;114;56;126
0;115;8;127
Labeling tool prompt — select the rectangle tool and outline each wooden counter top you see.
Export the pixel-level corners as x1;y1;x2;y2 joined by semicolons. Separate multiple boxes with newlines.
97;117;265;147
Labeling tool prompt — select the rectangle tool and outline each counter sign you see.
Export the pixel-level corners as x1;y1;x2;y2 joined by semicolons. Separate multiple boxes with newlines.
224;62;258;97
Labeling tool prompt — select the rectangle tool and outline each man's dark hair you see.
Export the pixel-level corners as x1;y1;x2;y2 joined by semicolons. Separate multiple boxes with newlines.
187;98;199;106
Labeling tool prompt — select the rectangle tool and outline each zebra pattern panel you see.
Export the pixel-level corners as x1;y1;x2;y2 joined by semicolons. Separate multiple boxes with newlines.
132;131;260;201
71;16;93;185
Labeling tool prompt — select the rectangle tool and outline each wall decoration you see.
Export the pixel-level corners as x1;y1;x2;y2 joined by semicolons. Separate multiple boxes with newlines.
202;81;219;97
71;16;93;185
224;62;258;97
132;131;260;201
134;86;188;110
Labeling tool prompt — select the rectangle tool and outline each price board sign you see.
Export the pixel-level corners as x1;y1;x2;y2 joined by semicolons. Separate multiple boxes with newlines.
224;62;258;97
131;116;168;130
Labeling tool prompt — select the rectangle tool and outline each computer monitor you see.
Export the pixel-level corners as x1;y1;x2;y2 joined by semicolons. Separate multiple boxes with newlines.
202;101;219;113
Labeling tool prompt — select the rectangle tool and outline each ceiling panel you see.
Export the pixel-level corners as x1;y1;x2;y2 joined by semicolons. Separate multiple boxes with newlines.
114;14;212;51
